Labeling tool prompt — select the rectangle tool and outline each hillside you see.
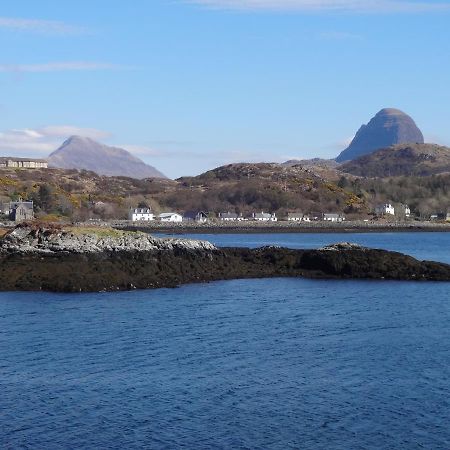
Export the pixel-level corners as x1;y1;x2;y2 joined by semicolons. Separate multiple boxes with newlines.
336;108;424;162
282;158;342;181
0;167;175;221
0;164;366;221
173;163;365;215
340;143;450;177
48;136;166;179
0;163;448;221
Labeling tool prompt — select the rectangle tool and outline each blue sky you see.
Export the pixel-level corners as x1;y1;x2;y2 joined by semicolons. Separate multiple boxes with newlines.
1;0;450;178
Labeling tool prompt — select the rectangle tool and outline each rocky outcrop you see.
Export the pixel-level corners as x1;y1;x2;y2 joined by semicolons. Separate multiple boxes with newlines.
0;224;216;254
48;136;167;179
0;226;449;292
336;108;424;162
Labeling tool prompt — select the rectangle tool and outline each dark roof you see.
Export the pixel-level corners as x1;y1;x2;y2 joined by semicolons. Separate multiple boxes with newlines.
10;201;33;210
253;212;275;218
219;212;238;218
132;207;152;213
184;210;208;219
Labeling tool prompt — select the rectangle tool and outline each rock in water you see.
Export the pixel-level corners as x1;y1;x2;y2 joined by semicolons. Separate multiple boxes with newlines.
1;225;450;292
336;108;424;162
48;135;167;179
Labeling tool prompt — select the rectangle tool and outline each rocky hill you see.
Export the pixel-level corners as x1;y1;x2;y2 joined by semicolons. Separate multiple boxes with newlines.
336;108;424;162
48;136;166;179
340;143;450;177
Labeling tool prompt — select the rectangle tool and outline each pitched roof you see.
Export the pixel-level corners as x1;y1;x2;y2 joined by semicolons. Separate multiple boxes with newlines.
10;201;33;211
219;212;238;218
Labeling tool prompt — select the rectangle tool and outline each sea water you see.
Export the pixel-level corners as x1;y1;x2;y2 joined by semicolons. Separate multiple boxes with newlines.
1;233;450;449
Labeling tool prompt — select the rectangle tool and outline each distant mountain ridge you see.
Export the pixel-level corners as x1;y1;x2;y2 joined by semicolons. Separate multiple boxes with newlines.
48;136;166;179
340;143;450;177
336;108;424;162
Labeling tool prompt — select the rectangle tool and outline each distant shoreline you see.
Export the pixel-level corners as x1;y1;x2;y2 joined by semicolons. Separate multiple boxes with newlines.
113;220;450;235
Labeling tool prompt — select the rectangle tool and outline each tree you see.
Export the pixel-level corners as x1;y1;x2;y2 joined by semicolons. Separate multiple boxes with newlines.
38;184;53;211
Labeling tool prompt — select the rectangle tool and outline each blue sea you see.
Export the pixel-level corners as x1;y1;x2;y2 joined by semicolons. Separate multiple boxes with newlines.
1;232;450;449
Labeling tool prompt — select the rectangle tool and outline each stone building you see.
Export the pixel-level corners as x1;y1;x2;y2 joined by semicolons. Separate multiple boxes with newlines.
0;157;48;169
9;201;34;222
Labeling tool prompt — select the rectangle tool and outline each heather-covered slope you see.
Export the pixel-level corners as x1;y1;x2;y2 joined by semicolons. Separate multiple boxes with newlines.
340;143;450;177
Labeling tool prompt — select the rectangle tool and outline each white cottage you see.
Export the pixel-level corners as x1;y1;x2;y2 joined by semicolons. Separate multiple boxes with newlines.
323;213;345;223
129;207;154;221
287;212;304;222
159;212;183;223
375;203;395;216
251;212;277;222
218;212;245;222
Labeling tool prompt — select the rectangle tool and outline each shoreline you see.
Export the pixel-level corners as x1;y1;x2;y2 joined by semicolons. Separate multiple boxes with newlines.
114;221;450;235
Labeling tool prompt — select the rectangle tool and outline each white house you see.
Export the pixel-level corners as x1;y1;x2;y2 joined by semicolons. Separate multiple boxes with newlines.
159;212;183;222
323;213;345;223
251;212;277;222
375;203;395;215
403;204;411;218
287;212;304;222
129;207;154;222
218;212;245;221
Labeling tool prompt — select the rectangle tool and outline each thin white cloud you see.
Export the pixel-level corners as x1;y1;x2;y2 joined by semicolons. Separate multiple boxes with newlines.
0;126;110;157
188;0;450;13
0;17;86;34
0;62;130;73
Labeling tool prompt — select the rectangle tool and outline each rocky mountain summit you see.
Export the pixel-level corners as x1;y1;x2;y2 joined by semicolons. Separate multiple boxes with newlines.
336;108;424;162
340;143;450;177
48;136;166;179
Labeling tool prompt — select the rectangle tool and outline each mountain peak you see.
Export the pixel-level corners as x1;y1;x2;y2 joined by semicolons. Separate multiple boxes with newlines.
48;137;167;179
64;135;94;144
376;108;407;116
336;108;424;163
